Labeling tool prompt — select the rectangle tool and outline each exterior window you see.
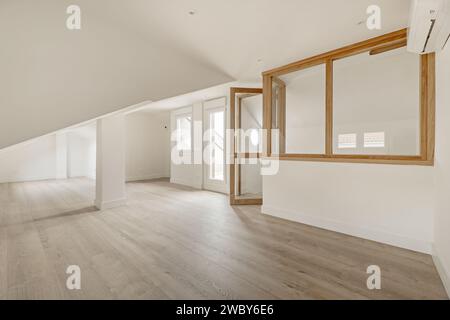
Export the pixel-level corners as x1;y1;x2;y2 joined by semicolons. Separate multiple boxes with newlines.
176;115;191;151
364;132;385;148
338;133;357;149
208;110;224;181
250;129;259;146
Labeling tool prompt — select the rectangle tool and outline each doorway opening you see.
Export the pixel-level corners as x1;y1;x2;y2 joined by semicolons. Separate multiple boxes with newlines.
230;87;263;205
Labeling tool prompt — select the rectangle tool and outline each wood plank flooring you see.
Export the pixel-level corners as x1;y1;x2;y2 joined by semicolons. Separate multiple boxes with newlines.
0;178;447;299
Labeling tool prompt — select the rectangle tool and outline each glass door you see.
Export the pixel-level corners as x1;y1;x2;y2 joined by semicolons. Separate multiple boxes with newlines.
203;99;226;193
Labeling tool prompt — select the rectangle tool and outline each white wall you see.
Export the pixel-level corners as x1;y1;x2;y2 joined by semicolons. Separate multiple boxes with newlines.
0;124;96;184
67;130;96;179
263;161;434;253
434;44;450;296
55;133;68;179
125;112;170;182
0;135;57;183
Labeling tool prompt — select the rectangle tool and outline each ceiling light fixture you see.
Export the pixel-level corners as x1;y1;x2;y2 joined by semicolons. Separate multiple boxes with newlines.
188;10;196;15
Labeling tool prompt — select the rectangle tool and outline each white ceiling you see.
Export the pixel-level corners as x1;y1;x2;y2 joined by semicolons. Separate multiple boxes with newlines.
0;0;413;149
88;0;412;81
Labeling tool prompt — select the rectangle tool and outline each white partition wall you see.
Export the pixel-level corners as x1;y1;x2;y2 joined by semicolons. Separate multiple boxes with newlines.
95;114;126;210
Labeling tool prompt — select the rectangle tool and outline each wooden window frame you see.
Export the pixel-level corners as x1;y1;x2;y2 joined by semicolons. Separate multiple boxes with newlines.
262;29;435;166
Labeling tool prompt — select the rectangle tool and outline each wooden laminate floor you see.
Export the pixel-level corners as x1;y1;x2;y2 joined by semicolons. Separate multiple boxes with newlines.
0;178;447;300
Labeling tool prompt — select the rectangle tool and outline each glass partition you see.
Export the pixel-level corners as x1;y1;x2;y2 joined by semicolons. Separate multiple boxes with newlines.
333;47;420;156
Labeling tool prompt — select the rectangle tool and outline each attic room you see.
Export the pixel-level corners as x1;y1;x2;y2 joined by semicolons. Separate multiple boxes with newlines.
0;0;449;309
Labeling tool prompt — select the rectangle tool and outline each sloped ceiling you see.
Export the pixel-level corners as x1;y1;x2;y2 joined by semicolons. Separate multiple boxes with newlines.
0;0;233;149
0;0;411;149
88;0;411;80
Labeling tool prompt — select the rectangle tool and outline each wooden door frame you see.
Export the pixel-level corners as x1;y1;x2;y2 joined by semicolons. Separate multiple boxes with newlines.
230;87;263;205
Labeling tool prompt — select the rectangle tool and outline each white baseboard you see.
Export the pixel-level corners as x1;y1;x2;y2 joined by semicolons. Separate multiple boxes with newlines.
0;175;57;184
170;177;202;189
94;197;127;210
126;173;169;182
261;205;432;254
432;244;450;299
203;182;228;194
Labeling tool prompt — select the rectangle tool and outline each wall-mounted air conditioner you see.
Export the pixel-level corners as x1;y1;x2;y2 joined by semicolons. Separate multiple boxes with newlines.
407;0;450;54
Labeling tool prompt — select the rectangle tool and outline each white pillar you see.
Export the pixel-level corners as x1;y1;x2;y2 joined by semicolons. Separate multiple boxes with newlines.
95;114;126;210
55;132;68;179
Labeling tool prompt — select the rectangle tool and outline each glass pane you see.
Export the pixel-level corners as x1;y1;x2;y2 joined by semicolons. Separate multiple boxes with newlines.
236;93;263;153
208;110;224;181
333;47;420;155
176;115;191;151
278;64;326;154
235;160;262;199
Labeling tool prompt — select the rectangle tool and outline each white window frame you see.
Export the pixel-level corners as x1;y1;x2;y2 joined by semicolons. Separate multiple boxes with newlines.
175;114;192;151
